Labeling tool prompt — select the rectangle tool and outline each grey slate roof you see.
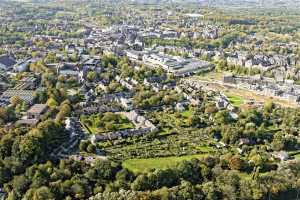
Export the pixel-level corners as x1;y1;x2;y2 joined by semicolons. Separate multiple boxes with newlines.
0;55;16;68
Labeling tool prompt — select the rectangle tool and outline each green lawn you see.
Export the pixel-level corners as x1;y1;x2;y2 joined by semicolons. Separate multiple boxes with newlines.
289;150;300;160
294;154;300;160
195;146;214;153
80;113;135;134
122;154;207;174
181;109;194;118
195;71;223;81
225;93;245;107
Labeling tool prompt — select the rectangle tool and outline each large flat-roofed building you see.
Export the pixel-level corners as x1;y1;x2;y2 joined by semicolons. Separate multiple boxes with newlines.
143;53;214;76
169;59;214;76
143;53;174;70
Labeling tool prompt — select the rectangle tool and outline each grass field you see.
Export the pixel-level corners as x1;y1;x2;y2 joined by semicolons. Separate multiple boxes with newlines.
294;154;300;160
122;154;208;174
195;146;214;153
84;119;134;134
196;71;224;81
226;87;298;108
288;150;300;160
225;93;245;107
80;113;135;134
181;108;194;118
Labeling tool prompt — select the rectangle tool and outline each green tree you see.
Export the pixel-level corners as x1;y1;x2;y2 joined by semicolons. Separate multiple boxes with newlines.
11;175;30;198
10;96;22;107
47;98;58;109
87;71;98;82
228;155;246;171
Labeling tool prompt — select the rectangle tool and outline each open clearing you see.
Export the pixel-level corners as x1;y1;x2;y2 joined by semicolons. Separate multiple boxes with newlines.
122;154;208;174
225;93;245;107
80;113;135;134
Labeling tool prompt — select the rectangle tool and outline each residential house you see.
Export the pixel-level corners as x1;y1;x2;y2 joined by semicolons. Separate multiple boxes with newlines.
14;76;39;90
16;104;48;127
57;63;80;78
27;104;48;120
202;26;218;39
125;50;144;61
14;59;31;72
116;96;133;110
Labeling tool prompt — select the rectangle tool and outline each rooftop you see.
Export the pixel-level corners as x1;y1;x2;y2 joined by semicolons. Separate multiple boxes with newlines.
0;55;16;68
0;89;35;105
27;104;47;114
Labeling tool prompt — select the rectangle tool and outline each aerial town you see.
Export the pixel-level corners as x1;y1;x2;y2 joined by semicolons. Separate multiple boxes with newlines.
0;0;300;199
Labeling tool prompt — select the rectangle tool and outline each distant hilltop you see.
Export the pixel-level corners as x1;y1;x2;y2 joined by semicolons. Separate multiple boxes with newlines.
128;0;300;8
3;0;300;8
